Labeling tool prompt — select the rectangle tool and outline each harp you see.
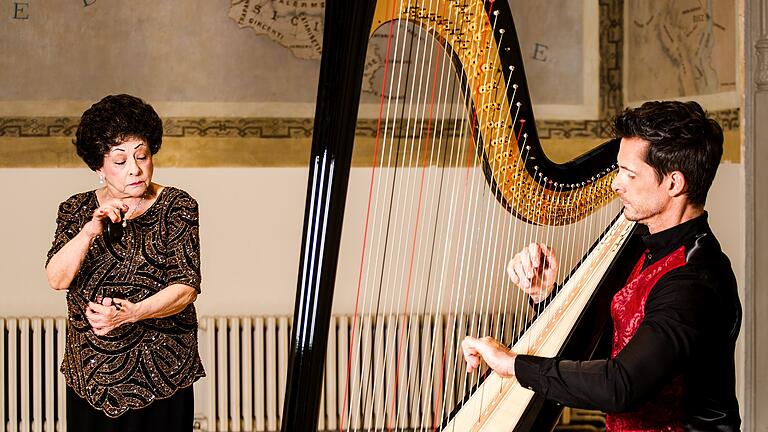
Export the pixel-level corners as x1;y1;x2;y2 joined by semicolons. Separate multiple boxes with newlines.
282;1;641;431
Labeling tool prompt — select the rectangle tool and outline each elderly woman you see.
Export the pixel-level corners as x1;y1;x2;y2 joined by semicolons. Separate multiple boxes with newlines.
45;94;204;431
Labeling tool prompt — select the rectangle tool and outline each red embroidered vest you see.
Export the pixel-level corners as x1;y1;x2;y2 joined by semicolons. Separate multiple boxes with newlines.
605;246;687;432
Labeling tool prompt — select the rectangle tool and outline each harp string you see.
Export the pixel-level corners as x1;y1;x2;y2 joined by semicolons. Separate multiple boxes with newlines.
355;1;428;428
389;9;436;428
374;2;436;427
340;1;621;430
434;0;516;425
411;3;466;426
379;1;472;428
431;44;480;427
409;0;464;424
462;9;513;417
371;4;412;429
340;0;401;429
388;5;429;429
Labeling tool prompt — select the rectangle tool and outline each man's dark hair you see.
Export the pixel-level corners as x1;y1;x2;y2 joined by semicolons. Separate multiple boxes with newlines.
613;100;723;206
74;94;163;170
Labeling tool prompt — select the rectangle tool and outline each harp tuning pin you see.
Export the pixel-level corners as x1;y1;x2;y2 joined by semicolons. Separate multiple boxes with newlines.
523;133;528;138
516;101;522;107
494;10;500;16
499;29;505;34
513;83;519;89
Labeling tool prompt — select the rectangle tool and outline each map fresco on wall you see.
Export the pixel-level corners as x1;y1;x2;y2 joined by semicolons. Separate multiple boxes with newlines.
625;0;736;107
1;0;597;119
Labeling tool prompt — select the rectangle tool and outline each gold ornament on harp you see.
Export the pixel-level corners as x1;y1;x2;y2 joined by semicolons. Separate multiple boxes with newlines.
372;0;617;226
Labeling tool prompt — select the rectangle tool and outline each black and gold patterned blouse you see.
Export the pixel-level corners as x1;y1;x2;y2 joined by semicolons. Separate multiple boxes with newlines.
46;186;204;417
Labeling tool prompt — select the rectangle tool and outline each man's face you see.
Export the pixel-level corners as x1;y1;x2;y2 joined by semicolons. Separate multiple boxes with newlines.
611;137;670;227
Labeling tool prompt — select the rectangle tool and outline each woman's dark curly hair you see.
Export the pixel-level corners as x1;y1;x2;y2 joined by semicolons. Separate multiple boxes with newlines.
613;101;723;207
74;94;163;170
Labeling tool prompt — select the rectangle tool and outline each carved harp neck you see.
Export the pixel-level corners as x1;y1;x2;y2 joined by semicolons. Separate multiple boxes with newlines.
373;0;618;225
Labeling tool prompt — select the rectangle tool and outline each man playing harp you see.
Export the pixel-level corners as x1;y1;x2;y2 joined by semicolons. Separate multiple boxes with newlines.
463;101;741;432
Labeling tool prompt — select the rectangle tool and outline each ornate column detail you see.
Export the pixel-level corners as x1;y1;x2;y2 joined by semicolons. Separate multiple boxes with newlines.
599;0;623;121
757;0;768;90
746;1;768;431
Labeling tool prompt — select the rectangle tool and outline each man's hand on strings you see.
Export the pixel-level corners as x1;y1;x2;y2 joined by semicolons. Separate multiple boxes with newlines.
462;336;516;378
507;243;559;304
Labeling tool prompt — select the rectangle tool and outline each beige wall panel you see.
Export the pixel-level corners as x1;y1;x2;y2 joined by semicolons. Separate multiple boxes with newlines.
0;163;745;320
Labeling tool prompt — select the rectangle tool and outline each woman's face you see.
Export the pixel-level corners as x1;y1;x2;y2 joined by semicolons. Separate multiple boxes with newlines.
96;137;154;198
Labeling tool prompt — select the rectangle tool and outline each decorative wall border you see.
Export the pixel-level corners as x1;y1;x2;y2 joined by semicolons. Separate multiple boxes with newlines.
0;108;742;141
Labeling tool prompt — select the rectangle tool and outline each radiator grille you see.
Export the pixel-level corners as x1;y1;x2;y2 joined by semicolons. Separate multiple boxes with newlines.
3;316;602;432
197;313;514;432
1;317;67;432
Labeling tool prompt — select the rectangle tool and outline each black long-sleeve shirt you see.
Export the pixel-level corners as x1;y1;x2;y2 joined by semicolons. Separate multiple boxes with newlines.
515;214;742;431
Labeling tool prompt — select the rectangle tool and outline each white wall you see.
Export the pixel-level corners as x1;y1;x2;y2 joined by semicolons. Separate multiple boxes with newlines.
0;163;745;318
0;167;308;317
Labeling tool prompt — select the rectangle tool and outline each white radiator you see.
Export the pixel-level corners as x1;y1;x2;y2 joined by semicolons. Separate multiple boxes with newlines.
196;316;291;432
195;313;514;432
0;317;68;432
2;315;502;432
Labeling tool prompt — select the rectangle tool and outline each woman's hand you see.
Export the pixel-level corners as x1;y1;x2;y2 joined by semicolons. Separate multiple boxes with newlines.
85;284;197;335
46;199;130;290
82;199;129;238
462;336;517;377
507;243;559;304
85;297;136;336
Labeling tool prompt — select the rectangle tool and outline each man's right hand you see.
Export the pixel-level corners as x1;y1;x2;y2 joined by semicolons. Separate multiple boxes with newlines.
506;243;558;304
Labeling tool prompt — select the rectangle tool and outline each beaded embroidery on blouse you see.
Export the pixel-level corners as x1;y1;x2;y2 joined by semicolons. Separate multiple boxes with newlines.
47;187;205;417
